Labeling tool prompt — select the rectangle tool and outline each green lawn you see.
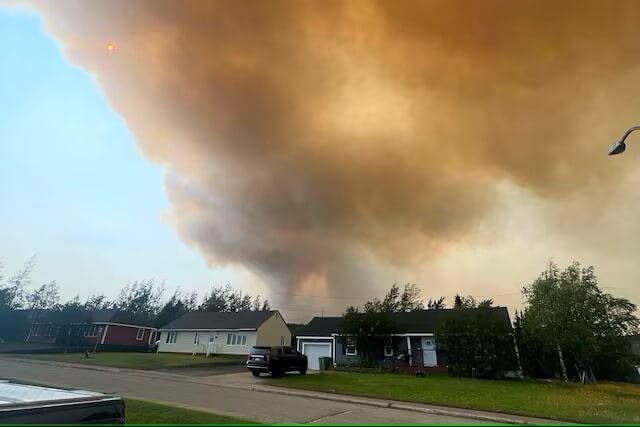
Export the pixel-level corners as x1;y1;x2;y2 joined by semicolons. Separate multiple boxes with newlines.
126;399;257;424
269;371;640;424
20;351;244;370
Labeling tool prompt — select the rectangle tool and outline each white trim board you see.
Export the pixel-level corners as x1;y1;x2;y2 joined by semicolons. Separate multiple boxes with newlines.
93;322;156;330
100;325;109;345
296;336;333;340
159;328;257;332
330;333;435;337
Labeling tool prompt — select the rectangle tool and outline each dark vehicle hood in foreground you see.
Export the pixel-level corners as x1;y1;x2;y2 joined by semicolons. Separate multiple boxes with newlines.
0;380;124;424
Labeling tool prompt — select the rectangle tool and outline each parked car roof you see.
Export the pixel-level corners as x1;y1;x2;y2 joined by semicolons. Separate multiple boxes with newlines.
160;310;278;330
296;307;513;336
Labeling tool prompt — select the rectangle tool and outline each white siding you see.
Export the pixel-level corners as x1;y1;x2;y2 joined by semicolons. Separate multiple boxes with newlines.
157;330;257;355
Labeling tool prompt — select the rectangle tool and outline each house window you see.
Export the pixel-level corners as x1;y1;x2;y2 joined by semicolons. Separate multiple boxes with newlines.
136;328;145;341
165;331;178;344
194;332;200;345
85;325;100;337
384;339;393;357
345;337;357;356
227;334;247;346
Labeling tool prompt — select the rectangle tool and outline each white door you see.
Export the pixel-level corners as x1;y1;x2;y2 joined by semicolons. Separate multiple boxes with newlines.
303;343;331;370
422;337;437;367
206;337;217;356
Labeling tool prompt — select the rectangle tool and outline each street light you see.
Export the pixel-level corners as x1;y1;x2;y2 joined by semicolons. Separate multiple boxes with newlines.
609;125;640;155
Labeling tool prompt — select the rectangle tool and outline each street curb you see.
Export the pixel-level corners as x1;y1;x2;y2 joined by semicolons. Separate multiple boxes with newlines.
0;356;122;373
248;385;391;408
388;402;533;424
0;356;556;424
0;356;187;380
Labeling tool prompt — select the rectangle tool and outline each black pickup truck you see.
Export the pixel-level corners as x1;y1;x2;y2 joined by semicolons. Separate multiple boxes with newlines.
0;380;125;424
246;346;307;377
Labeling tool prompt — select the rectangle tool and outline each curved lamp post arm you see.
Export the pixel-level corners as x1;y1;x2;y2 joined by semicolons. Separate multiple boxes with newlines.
609;125;640;155
620;125;640;143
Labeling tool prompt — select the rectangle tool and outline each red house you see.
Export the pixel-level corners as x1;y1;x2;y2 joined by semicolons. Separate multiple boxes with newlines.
25;309;157;351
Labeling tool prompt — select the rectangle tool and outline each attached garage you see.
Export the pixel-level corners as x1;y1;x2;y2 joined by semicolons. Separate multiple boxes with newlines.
295;317;341;370
302;342;332;370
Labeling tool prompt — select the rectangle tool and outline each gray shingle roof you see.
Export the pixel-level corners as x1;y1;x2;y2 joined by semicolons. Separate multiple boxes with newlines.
296;307;513;336
160;310;277;330
295;317;342;337
29;309;155;327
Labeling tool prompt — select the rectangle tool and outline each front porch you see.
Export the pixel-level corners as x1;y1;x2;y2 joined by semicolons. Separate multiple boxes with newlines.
334;334;445;370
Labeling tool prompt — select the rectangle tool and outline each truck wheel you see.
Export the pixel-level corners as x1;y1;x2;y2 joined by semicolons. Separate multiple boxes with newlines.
251;370;261;377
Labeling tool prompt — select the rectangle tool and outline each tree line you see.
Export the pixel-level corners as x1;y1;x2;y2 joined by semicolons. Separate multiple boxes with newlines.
0;258;271;340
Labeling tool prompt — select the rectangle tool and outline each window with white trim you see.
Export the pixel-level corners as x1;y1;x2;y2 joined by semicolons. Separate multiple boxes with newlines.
345;337;357;355
85;325;100;337
384;338;393;357
166;331;178;344
227;333;247;346
136;328;145;341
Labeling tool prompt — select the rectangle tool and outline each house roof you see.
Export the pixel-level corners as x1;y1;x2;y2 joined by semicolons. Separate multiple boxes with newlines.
89;309;155;327
296;307;513;336
30;309;155;328
295;317;343;337
159;310;277;330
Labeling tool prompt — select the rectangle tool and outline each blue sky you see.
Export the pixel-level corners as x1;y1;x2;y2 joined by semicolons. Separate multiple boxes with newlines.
0;6;254;302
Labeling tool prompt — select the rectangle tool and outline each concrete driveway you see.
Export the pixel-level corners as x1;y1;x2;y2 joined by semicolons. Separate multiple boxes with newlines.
0;358;483;424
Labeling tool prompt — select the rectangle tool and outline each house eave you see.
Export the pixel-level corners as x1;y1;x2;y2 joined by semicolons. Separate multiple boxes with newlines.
329;332;435;337
159;328;258;332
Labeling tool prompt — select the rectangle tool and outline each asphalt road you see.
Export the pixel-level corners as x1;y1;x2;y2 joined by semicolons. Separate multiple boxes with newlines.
0;359;479;424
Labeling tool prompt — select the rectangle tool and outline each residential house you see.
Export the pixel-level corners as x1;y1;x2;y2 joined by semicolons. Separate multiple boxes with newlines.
157;310;290;355
25;309;157;350
296;307;513;370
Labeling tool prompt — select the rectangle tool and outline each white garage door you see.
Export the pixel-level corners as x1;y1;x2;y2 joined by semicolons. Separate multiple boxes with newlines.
303;342;331;370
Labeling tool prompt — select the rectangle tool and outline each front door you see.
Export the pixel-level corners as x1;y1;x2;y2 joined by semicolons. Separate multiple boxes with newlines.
207;336;217;355
421;337;437;367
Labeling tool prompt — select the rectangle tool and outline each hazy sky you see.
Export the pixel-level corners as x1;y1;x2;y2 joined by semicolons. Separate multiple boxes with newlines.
0;6;267;309
2;1;640;322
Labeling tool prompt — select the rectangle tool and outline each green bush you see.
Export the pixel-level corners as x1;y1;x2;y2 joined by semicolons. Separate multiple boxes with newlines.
436;309;518;379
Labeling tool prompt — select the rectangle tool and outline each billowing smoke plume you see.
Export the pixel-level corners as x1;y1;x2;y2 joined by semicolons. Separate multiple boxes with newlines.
22;0;640;308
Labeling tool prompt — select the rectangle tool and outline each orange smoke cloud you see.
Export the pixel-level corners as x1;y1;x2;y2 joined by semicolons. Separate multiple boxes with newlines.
22;0;640;307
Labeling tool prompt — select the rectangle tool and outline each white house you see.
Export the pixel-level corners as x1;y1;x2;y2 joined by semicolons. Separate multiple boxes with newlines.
157;310;291;355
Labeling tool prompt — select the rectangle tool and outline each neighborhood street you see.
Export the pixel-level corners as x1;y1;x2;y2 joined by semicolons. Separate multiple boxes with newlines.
0;359;479;424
